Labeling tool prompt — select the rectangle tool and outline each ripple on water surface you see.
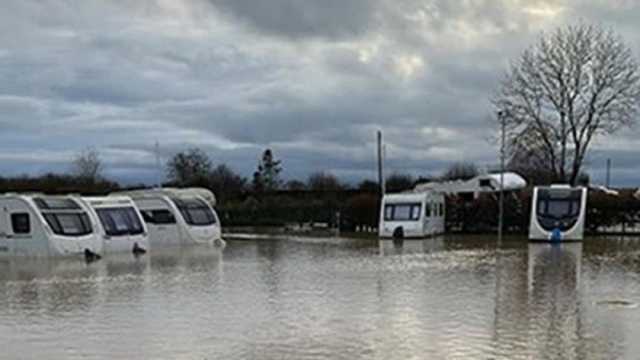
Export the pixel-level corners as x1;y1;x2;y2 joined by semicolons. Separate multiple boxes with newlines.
2;236;640;359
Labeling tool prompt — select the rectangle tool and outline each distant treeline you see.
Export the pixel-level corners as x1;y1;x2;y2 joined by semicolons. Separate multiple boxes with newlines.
0;173;120;195
2;146;637;235
445;189;640;236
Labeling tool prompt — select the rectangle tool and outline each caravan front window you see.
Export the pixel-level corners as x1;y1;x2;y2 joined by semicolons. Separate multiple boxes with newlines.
36;197;93;237
384;203;421;221
43;213;92;236
536;189;583;231
96;207;144;236
172;198;217;226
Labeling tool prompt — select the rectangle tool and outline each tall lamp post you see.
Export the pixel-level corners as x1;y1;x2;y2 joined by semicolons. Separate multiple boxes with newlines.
377;130;385;196
498;110;507;243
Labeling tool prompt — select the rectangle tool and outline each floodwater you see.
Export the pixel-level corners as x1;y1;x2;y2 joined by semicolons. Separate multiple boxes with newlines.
2;236;640;359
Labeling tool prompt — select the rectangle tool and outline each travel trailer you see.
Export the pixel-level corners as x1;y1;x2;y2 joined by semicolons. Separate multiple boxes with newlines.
414;172;527;196
80;196;150;254
113;188;224;247
379;172;528;239
379;192;446;239
0;194;102;258
529;185;588;241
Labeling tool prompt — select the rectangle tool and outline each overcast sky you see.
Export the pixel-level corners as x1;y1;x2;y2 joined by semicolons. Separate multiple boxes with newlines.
1;0;639;186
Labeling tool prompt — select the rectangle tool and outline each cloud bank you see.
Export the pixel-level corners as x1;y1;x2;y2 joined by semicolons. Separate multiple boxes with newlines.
1;0;639;186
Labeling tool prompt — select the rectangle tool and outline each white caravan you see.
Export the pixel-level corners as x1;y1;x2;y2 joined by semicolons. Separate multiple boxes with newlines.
414;172;527;195
379;192;445;239
80;196;150;254
113;188;224;247
529;185;588;242
0;194;102;259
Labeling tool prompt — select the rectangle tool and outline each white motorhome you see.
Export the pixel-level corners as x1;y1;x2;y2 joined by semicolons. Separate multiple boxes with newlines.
414;172;528;196
80;196;150;254
0;194;102;259
113;188;224;247
379;192;445;239
529;185;588;242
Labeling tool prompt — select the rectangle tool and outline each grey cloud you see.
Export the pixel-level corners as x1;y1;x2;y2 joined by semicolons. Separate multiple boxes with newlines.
209;0;381;40
1;0;640;186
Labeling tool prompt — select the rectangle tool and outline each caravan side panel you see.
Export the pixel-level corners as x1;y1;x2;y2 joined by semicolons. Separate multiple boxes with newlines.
0;198;50;257
132;197;181;247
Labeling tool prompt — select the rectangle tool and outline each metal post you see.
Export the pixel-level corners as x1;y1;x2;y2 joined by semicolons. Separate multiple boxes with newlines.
606;158;611;188
498;111;506;242
382;145;387;194
377;131;384;196
155;140;162;189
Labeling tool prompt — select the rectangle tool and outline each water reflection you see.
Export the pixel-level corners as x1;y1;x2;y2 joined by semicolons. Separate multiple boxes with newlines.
492;241;632;360
2;237;640;359
527;243;584;359
378;237;445;256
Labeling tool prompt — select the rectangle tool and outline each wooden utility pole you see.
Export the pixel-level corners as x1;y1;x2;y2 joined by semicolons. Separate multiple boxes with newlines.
498;111;506;242
155;140;162;188
377;131;384;196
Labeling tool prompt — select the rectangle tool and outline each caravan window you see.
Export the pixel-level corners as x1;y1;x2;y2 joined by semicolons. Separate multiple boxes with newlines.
536;189;582;219
384;205;394;220
425;203;431;217
43;213;92;236
140;209;176;225
96;207;144;236
411;205;421;220
384;203;421;221
11;213;30;234
535;189;583;231
537;199;581;218
172;198;216;226
35;197;92;236
439;203;444;217
34;197;81;210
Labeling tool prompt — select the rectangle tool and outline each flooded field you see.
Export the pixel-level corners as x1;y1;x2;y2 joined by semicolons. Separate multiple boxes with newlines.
2;235;640;359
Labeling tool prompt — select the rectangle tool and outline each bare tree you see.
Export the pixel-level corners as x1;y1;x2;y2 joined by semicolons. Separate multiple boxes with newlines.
494;23;640;185
71;148;103;182
507;139;556;185
441;162;479;181
166;148;212;186
208;164;247;202
307;172;344;191
285;179;307;191
385;173;415;193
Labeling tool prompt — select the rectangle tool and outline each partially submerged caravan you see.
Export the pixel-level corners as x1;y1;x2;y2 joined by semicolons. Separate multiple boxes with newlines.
0;194;102;258
113;188;224;248
380;172;528;239
80;196;149;254
379;192;446;239
529;185;588;242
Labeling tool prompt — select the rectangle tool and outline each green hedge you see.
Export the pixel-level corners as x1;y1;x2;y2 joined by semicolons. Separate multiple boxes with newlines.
218;189;640;235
